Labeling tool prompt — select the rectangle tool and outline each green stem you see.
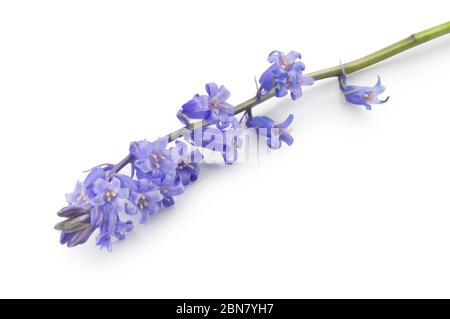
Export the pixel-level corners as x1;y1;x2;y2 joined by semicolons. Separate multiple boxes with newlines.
109;21;450;175
309;21;450;80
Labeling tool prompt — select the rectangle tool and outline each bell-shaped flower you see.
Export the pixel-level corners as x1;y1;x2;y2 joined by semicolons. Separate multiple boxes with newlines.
339;68;390;110
130;137;177;179
190;118;243;164
259;50;314;100
177;83;234;127
130;179;164;224
152;176;185;208
172;141;203;186
247;114;294;149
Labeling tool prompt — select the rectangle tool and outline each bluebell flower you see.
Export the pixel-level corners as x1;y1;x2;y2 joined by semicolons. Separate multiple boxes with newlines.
152;176;185;208
247;114;294;149
172;141;202;185
259;50;314;100
65;166;111;205
130;179;163;224
339;68;390;110
87;177;136;251
90;177;136;222
65;181;89;206
178;83;234;127
94;202;133;251
58;176;137;251
130;137;177;179
190;119;243;164
90;178;133;212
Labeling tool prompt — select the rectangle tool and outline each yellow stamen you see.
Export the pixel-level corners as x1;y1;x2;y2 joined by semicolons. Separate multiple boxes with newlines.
138;195;149;209
104;190;116;202
77;194;88;203
210;97;219;105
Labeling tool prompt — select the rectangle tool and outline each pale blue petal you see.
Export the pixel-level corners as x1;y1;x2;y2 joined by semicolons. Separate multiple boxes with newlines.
275;114;294;129
205;83;219;97
93;178;109;195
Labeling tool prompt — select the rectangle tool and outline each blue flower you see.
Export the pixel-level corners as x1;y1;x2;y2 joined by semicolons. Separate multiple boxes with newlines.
339;68;390;110
90;177;134;213
94;202;133;252
130;179;163;224
65;181;89;206
259;51;314;100
65;166;111;205
178;83;234;127
173;141;202;186
88;177;136;251
130;137;177;179
58;176;139;250
247;114;294;149
152;176;185;208
190;118;243;164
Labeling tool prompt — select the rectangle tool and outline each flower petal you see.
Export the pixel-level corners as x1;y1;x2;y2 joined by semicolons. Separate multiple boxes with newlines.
280;132;294;146
117;187;130;199
84;167;107;188
135;159;153;174
268;50;282;63
267;137;281;149
91;193;106;206
300;75;314;86
93;178;109;195
167;181;185;197
129;140;153;159
259;65;277;91
90;205;103;227
215;85;231;102
275;114;294;129
247;116;275;128
109;177;121;193
205;83;219;97
284;51;301;64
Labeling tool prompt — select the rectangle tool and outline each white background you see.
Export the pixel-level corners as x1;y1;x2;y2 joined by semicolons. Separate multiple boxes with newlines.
0;0;449;298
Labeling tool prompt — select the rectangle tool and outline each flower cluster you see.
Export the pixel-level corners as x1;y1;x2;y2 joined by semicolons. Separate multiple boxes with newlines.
56;138;200;251
56;166;135;250
339;68;390;110
178;83;246;164
259;51;314;100
55;50;310;251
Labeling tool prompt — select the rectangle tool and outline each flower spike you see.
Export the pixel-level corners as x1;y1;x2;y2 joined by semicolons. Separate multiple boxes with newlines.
54;21;450;251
